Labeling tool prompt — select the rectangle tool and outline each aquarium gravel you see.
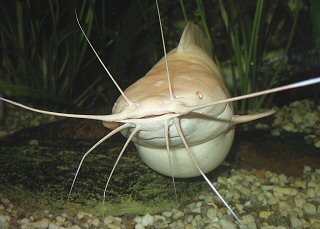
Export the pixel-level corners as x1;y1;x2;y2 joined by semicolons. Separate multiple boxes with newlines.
1;166;320;229
271;100;320;149
0;104;60;138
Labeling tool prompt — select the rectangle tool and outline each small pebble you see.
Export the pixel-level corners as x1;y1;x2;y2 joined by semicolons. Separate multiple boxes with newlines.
48;223;59;229
162;211;172;218
273;186;298;196
91;218;99;227
28;139;39;146
172;210;184;219
207;208;217;219
191;207;201;213
247;222;257;229
141;213;154;227
290;217;302;228
294;195;306;208
306;188;316;198
220;219;236;229
259;211;272;220
56;216;65;223
70;225;81;229
108;223;122;229
303;203;317;215
0;215;8;229
104;215;115;225
38;218;49;229
135;223;144;229
133;216;142;224
76;212;85;220
242;214;255;224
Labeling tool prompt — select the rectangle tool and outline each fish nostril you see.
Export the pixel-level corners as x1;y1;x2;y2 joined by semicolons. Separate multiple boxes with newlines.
196;91;203;99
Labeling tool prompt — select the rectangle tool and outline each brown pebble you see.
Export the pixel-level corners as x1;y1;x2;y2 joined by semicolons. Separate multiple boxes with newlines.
256;170;266;179
130;220;137;229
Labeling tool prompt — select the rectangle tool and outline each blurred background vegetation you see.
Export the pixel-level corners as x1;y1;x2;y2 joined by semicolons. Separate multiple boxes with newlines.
0;0;319;113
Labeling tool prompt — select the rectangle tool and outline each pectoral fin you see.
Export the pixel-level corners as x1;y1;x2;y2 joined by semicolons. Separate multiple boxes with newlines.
103;121;121;130
232;110;275;124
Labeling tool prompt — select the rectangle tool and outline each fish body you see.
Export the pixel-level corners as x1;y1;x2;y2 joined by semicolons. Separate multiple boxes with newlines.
110;22;234;178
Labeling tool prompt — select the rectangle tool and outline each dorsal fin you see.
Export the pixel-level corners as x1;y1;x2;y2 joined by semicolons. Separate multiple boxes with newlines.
177;21;212;57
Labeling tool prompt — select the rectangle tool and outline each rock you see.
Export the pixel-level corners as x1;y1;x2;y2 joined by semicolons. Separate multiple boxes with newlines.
56;216;65;224
294;195;306;208
0;215;8;229
103;215;115;225
303;203;317;215
196;201;203;208
154;215;166;223
177;219;185;228
311;221;320;229
306;188;316;198
162;211;172;218
273;186;298;196
133;216;142;224
20;218;30;225
239;186;251;197
108;223;122;229
247;222;257;229
235;203;244;211
278;174;288;184
114;217;122;224
269;176;279;184
185;224;194;229
259;211;272;220
70;225;81;229
276;226;287;229
186;215;193;223
172;210;184;219
91;218;99;227
242;214;255;224
191;207;201;213
194;215;202;222
290;217;302;228
135;223;145;229
38;218;50;229
28;139;39;146
207;208;217;219
220;219;236;229
293;179;307;189
169;221;178;228
303;166;312;174
76;212;86;220
141;213;154;227
48;223;59;229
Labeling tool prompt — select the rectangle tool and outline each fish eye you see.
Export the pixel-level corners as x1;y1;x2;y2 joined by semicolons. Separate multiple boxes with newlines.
196;91;203;99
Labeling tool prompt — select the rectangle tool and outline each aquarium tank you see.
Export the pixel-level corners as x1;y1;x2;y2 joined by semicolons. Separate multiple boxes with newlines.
0;0;319;228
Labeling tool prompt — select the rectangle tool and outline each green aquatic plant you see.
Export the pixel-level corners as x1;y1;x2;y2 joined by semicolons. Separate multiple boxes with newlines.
0;0;171;109
0;0;310;112
217;0;303;113
180;0;304;113
0;0;104;108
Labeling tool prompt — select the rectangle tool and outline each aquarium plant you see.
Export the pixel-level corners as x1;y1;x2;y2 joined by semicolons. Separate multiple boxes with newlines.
0;0;103;109
180;0;305;113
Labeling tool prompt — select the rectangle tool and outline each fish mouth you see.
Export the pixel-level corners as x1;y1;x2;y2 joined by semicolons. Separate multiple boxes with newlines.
135;130;180;141
140;112;175;119
121;112;179;124
123;112;182;140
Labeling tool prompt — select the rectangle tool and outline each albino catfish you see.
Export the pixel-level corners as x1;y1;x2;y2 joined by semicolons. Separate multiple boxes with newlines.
1;2;320;223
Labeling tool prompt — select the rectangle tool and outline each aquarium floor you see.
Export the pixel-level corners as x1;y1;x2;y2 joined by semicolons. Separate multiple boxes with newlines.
0;117;319;222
